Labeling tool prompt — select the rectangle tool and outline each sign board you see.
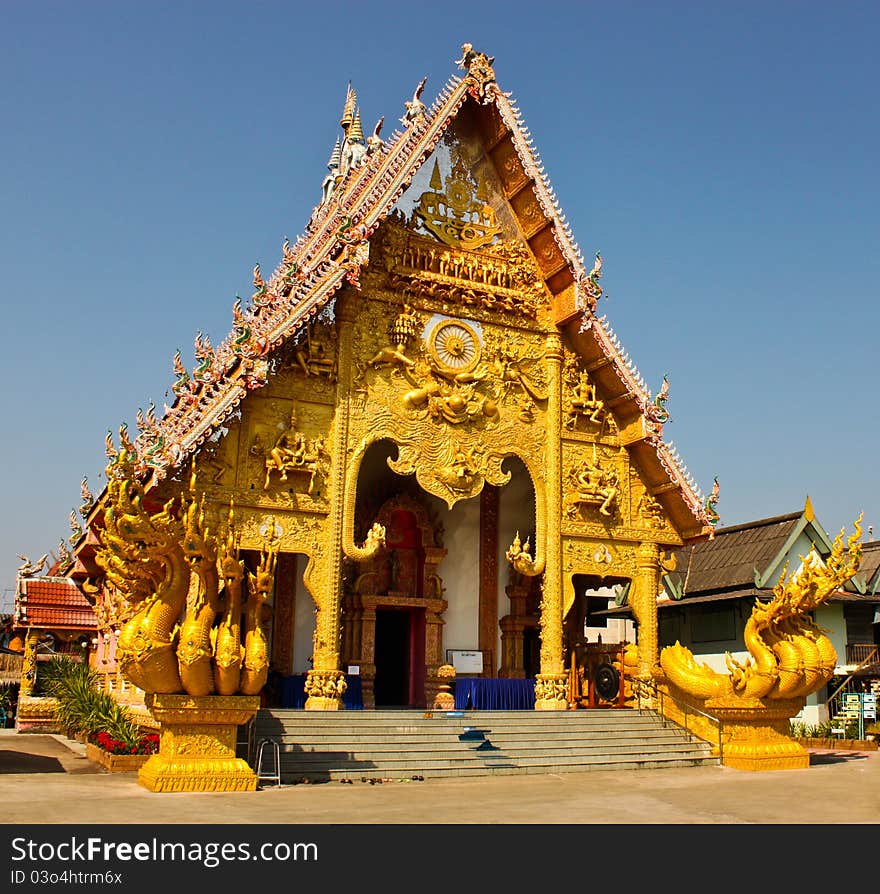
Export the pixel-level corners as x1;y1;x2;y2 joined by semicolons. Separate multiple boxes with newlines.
347;666;360;676
447;650;483;675
864;694;876;720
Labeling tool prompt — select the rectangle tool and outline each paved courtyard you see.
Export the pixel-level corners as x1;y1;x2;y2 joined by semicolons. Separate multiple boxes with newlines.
1;729;878;824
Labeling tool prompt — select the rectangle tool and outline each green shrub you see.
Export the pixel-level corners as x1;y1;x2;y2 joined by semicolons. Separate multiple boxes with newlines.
41;657;140;747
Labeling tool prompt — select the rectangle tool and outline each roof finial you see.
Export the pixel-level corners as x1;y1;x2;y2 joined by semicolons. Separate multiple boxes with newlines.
348;107;364;143
340;82;357;131
327;137;342;170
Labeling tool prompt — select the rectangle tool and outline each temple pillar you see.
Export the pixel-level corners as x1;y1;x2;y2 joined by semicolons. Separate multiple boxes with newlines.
20;629;39;696
478;484;499;676
633;541;661;679
535;333;567;710
359;606;378;709
270;552;297;677
305;292;357;710
424;603;447;707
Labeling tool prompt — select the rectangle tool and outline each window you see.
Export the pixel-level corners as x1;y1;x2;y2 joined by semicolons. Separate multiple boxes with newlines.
691;604;736;643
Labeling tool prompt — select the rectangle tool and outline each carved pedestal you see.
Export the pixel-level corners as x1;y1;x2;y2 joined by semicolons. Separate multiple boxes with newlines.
15;696;60;733
304;669;347;710
534;674;569;711
658;680;810;771
705;697;810;771
432;664;456;710
138;694;260;792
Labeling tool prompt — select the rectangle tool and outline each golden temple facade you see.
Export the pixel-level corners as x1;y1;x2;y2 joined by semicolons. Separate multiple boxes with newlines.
79;45;718;732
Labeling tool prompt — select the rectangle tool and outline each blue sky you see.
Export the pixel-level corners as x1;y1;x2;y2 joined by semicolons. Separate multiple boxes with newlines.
2;2;878;606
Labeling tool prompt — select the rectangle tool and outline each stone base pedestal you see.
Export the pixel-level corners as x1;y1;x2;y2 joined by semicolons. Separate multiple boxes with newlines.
14;696;60;733
706;697;809;771
138;693;260;792
534;674;569;711
303;670;346;711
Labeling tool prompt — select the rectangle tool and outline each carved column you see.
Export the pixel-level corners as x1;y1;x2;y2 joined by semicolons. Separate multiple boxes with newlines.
633;541;661;679
271;552;297;677
478;484;499;675
424;600;448;707
305;292;357;710
535;333;567;710
359;605;378;709
20;629;39;696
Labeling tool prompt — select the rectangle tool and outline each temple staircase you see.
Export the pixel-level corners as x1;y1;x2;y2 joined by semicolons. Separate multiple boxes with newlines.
249;708;718;783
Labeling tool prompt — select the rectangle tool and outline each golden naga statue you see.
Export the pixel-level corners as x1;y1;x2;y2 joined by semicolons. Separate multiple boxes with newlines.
660;518;863;701
96;436;277;697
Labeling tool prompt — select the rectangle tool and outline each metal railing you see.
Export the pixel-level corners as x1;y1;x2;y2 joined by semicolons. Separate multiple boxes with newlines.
845;644;880;668
632;677;724;764
824;646;880;715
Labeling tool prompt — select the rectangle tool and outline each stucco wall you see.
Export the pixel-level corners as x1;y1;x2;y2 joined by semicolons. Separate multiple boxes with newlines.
437;496;481;661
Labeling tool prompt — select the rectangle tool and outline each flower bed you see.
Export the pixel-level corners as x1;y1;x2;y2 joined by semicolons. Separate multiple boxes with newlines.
796;737;878;751
86;731;160;772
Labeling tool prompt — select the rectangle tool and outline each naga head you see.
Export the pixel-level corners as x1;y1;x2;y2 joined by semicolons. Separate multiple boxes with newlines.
220;501;244;591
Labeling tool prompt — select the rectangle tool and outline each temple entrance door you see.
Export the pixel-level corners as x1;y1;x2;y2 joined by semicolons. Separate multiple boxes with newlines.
374;609;413;707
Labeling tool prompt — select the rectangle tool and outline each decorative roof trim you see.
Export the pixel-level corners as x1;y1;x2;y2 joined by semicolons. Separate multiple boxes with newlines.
124;48;712;531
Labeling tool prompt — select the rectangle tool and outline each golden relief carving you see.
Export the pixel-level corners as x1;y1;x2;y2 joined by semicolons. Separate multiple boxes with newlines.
352;300;548;507
565;369;606;430
371;218;549;321
262;405;329;494
241;397;333;510
638;491;667;530
565;447;621;519
290;321;338;380
412;151;502;250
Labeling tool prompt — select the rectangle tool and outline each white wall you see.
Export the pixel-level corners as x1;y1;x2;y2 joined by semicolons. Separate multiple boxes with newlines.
437;495;481;659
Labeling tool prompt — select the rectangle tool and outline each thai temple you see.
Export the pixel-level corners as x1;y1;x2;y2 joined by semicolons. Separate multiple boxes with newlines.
6;45;867;789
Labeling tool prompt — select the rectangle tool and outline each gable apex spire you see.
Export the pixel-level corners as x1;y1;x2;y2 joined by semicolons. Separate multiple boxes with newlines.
340;82;357;130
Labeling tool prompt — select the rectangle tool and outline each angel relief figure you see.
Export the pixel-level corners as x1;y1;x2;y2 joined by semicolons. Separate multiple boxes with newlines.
567;370;605;427
571;457;619;517
263;408;326;494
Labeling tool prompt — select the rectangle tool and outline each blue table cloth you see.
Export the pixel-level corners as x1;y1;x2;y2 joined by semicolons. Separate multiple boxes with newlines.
279;674;363;709
453;677;535;710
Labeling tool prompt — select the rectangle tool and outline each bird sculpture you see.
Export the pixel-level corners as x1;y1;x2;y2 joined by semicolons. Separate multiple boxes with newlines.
17;554;48;577
402;77;428;125
367;116;385;154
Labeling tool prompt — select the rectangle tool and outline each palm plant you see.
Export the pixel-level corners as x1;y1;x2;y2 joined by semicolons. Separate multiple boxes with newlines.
41;656;140;747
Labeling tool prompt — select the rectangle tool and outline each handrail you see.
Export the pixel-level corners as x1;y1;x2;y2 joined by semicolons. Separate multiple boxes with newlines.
824;646;880;708
632;677;724;765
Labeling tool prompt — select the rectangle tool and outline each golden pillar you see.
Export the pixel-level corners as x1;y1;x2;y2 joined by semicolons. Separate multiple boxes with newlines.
633;541;661;679
535;333;567;710
20;629;39;696
305;292;357;710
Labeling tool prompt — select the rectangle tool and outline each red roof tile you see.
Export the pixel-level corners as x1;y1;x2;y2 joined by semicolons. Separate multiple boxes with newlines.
17;578;97;630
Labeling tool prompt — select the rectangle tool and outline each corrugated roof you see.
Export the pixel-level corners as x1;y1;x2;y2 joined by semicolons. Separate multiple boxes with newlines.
17;578;97;630
667;512;802;596
854;540;880;593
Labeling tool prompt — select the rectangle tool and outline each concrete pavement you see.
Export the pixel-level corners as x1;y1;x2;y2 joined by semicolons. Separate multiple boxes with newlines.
2;729;879;824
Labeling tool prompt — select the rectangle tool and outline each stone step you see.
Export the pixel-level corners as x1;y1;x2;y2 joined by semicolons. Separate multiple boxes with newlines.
278;742;709;763
255;729;692;748
250;707;719;783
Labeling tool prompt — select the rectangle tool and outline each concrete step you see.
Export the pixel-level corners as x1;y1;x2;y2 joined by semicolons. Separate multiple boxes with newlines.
250;707;719;783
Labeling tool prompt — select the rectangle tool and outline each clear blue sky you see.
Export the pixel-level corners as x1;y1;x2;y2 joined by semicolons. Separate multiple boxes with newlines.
2;1;878;606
